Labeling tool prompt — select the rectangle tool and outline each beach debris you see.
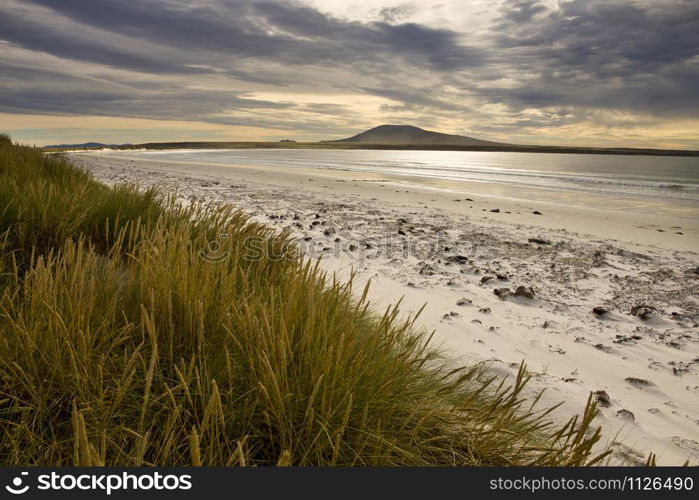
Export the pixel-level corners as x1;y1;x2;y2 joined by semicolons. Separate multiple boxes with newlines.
613;335;642;344
490;208;500;213
513;286;535;299
532;211;543;215
528;237;551;245
591;250;606;267
494;287;511;299
616;409;635;421
630;305;657;321
480;275;495;284
594;390;611;407
592;306;609;316
594;343;613;353
456;298;472;306
418;263;437;275
625;377;653;388
445;255;469;264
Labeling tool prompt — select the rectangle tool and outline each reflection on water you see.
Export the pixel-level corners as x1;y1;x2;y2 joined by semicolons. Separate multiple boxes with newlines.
97;148;699;214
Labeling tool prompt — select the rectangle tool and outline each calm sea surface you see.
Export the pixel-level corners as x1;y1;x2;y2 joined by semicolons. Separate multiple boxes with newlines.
101;149;699;206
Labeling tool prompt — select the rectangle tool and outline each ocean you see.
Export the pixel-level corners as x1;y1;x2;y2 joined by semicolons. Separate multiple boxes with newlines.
97;148;699;208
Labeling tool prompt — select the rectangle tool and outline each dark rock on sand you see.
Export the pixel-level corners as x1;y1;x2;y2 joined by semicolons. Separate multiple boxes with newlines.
532;211;543;215
490;208;500;213
494;288;511;299
419;263;437;276
594;390;611;407
480;275;495;284
625;377;654;388
456;298;472;306
594;343;614;353
616;409;635;421
528;237;551;245
446;255;469;264
630;305;657;321
514;286;535;299
593;306;609;316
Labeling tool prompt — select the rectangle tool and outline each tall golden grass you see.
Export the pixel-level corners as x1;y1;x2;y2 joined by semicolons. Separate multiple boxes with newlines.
0;135;610;466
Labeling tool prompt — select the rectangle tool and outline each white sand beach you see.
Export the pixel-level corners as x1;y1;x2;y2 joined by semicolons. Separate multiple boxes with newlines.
71;150;699;465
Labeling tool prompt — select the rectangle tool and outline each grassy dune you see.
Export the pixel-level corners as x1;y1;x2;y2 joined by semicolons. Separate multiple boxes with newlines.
0;135;610;466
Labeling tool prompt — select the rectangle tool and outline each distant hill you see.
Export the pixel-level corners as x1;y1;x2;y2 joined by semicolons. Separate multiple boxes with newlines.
328;124;504;146
43;142;131;149
40;127;698;157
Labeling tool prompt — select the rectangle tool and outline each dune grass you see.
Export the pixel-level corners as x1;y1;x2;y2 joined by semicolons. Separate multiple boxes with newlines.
0;134;611;466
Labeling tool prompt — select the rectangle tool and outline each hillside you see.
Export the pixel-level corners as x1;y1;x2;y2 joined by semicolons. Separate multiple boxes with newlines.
328;124;504;146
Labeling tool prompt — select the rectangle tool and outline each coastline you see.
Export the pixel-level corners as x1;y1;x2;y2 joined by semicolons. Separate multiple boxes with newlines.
71;152;699;465
47;141;699;157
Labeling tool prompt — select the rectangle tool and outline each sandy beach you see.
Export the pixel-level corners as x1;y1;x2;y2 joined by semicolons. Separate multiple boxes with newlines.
71;151;699;465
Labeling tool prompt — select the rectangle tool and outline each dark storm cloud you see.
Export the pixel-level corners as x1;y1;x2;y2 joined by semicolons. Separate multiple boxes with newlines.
0;59;290;117
0;0;698;140
487;0;699;116
0;60;354;133
10;0;480;71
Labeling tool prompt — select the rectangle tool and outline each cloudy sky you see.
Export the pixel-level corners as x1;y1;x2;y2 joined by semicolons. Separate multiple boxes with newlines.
1;0;698;148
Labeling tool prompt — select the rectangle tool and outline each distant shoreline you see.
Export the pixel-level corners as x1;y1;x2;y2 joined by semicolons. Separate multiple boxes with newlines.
45;141;699;157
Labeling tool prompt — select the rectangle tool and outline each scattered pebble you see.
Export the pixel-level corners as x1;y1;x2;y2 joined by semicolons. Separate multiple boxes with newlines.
616;409;635;421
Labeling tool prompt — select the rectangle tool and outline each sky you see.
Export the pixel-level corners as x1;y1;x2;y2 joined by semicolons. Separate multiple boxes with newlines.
0;0;698;148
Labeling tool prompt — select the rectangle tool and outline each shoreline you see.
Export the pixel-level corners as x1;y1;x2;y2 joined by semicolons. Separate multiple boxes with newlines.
47;141;699;157
72;152;699;465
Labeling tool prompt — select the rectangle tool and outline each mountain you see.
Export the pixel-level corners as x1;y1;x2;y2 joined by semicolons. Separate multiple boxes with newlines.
43;142;130;149
329;124;503;146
